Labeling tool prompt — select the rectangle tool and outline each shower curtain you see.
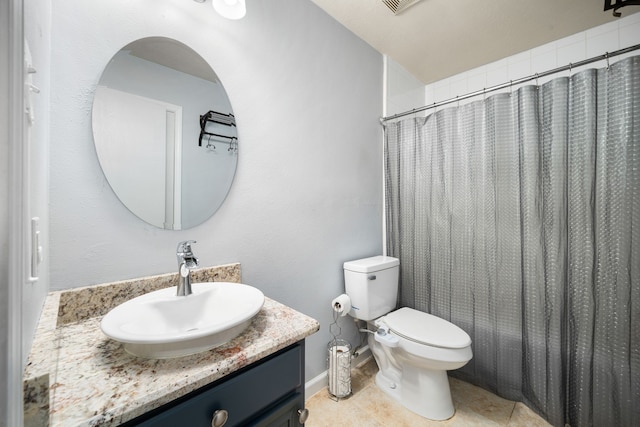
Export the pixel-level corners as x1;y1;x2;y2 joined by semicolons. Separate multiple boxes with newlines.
384;55;639;427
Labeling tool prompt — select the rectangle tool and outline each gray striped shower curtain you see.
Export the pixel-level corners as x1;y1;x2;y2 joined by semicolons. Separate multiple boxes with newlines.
384;55;639;427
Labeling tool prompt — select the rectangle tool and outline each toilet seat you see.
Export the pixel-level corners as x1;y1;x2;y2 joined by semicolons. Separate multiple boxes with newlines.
380;307;471;349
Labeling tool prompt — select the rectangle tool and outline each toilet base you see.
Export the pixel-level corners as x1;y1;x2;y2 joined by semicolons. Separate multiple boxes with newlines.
374;365;455;421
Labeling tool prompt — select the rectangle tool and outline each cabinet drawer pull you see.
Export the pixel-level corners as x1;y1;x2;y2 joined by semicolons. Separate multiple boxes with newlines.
211;409;228;427
298;408;309;424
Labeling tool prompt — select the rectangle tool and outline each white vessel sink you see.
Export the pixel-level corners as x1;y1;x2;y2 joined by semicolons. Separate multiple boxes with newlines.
100;282;264;358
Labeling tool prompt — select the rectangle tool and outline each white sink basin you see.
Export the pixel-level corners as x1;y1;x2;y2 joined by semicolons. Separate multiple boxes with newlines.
100;282;264;358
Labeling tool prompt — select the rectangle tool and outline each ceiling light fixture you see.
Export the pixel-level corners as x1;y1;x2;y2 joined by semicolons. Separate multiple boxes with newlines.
211;0;246;20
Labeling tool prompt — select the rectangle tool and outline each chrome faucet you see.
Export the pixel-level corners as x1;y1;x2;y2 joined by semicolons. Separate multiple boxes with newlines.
176;240;199;296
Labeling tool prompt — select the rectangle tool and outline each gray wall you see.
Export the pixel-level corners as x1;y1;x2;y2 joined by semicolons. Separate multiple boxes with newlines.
50;0;383;381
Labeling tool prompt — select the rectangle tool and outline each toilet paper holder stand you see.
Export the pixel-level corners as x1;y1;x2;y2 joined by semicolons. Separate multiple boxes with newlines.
327;309;352;400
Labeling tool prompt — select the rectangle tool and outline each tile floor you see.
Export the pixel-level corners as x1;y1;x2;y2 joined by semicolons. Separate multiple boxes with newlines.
305;358;551;427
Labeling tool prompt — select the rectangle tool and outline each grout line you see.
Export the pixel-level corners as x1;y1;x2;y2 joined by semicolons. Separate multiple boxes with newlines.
506;401;517;425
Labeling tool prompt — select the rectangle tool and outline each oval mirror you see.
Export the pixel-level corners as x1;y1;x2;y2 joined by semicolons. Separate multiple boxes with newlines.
92;37;238;230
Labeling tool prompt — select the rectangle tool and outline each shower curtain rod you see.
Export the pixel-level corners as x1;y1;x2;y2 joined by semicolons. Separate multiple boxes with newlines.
380;43;640;123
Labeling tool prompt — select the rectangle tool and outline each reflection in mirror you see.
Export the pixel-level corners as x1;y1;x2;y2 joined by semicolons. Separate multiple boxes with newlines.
92;37;238;230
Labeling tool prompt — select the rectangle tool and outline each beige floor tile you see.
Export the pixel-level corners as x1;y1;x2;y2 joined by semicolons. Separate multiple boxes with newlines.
449;378;516;425
356;357;379;377
461;390;515;424
349;383;442;427
440;404;504;427
350;358;378;394
305;387;385;427
449;377;482;406
306;358;550;427
507;402;551;426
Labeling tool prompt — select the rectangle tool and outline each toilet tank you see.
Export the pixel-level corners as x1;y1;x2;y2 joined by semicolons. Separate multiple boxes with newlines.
343;256;399;321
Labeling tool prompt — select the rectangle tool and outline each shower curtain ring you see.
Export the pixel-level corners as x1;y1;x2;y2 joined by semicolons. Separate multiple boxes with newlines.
535;73;539;89
605;52;610;70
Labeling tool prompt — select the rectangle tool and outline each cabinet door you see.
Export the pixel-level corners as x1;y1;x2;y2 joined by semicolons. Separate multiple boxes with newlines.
130;344;303;427
249;393;304;427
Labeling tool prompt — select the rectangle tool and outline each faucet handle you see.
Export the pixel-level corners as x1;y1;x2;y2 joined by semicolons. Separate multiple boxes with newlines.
177;240;197;255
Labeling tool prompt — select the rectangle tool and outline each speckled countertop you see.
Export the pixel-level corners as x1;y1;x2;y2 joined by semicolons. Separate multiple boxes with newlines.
23;264;320;427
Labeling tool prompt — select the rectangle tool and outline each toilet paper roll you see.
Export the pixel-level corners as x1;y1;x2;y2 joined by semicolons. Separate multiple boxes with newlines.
331;294;351;317
328;345;352;397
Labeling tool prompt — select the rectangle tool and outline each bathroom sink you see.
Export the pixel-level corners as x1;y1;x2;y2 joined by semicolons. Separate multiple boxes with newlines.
100;282;264;358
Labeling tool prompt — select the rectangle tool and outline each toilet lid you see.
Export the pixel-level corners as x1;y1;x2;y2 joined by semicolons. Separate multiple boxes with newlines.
382;307;471;349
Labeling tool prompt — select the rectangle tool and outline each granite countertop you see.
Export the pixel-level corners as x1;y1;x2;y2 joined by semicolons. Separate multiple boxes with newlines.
23;264;320;427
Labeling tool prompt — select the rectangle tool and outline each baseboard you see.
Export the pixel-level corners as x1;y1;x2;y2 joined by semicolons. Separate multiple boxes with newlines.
305;346;372;399
352;345;371;367
305;370;328;398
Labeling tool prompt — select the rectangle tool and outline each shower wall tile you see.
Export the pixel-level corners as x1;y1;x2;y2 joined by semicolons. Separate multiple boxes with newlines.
424;84;436;106
532;49;557;75
585;19;618;39
507;51;532;67
618;11;640;62
556;41;587;67
620;21;640;52
555;31;587;49
508;59;531;82
531;41;557;58
484;58;508;77
419;13;639;110
466;72;487;96
484;58;508;90
449;77;468;101
621;9;640;24
434;81;451;105
586;29;620;60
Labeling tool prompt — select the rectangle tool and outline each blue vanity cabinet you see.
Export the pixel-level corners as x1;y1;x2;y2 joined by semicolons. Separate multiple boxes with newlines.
122;342;308;427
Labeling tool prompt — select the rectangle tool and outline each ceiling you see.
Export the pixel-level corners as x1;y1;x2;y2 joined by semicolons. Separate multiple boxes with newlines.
311;0;634;84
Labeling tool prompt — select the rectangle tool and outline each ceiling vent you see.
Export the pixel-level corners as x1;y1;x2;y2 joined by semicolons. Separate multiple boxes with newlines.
382;0;424;15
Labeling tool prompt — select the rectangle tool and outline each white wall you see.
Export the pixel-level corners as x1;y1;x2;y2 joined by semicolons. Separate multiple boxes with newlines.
385;56;425;117
424;12;640;108
49;0;383;381
0;2;12;423
0;0;50;425
23;0;51;362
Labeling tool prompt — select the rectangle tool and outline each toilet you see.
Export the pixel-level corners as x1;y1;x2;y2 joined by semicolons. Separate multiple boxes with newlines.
344;255;472;421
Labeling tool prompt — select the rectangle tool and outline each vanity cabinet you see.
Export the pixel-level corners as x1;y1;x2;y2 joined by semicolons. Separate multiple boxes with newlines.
122;342;308;426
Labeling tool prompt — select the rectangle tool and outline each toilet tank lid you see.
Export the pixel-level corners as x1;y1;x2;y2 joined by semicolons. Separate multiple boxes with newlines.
343;256;399;273
382;307;471;349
